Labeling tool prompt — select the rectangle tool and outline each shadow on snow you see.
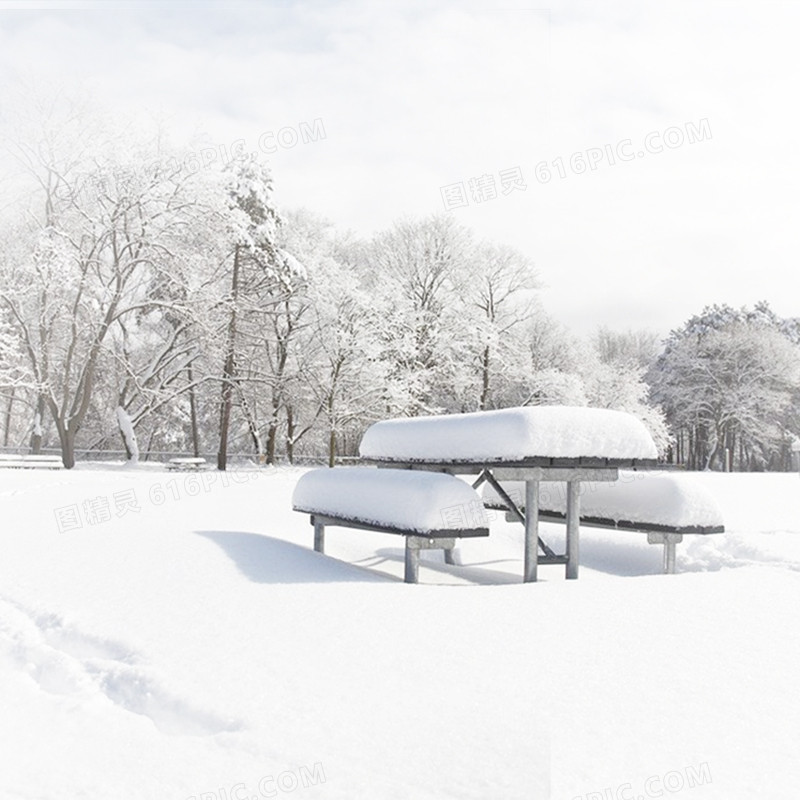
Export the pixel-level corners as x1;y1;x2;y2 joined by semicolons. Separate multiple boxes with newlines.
194;530;391;584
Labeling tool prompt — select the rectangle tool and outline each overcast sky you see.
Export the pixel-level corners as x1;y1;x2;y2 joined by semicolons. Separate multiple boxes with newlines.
1;0;798;337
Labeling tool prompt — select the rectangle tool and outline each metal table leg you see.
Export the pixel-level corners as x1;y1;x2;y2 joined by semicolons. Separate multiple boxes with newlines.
523;480;540;582
565;481;580;579
313;520;325;553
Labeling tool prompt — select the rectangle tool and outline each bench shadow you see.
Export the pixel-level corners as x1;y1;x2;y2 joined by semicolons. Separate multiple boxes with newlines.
369;537;663;582
195;530;663;586
577;536;663;577
194;530;391;584
371;547;524;585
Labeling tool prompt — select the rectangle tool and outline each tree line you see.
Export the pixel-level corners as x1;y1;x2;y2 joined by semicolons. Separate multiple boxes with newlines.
0;102;797;470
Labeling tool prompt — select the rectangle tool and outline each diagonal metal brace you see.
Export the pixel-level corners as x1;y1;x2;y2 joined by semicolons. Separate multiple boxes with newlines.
471;469;488;491
481;469;557;558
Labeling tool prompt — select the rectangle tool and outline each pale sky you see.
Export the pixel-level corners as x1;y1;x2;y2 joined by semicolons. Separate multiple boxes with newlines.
1;0;798;336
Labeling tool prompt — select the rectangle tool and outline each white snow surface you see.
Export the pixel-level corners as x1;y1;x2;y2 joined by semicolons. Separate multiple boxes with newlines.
293;467;488;532
484;470;725;529
360;405;658;462
1;464;799;799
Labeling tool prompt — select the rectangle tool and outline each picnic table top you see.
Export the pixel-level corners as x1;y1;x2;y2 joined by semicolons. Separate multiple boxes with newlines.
362;455;659;472
359;406;659;465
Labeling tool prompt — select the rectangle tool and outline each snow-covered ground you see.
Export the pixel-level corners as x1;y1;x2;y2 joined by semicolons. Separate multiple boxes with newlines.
1;464;798;799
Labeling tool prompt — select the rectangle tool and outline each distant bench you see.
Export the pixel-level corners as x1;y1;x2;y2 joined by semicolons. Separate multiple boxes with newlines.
293;467;489;583
483;472;724;574
0;453;63;470
167;457;207;471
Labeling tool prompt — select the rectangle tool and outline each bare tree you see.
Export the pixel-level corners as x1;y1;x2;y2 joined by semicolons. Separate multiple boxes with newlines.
1;101;203;466
466;242;538;410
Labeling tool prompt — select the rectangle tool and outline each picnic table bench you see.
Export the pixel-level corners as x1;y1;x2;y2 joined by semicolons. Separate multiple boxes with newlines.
293;467;489;583
0;453;63;469
482;472;724;573
167;457;207;471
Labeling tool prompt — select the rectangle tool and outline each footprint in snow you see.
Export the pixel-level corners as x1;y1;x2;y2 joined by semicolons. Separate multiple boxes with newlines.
0;596;241;736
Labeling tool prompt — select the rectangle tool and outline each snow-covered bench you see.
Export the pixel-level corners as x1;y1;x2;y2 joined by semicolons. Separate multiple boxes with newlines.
167;457;207;471
292;467;490;583
482;471;724;573
0;453;63;469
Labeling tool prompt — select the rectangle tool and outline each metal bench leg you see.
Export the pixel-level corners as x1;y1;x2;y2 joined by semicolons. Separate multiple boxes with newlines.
663;533;682;574
405;537;456;583
565;481;580;580
664;537;676;574
313;520;325;553
523;480;540;582
405;540;420;583
647;532;683;574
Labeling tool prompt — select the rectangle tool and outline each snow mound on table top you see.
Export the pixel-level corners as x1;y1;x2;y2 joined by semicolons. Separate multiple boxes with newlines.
293;467;488;533
484;471;724;530
360;406;658;462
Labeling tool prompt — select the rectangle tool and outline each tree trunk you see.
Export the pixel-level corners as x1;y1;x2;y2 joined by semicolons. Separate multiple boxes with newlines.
119;427;132;460
265;388;281;465
328;427;336;468
116;405;139;464
479;345;490;410
285;404;295;464
217;245;241;471
29;394;45;454
3;386;15;448
62;432;75;469
187;364;200;458
145;427;157;462
265;411;278;465
54;421;76;469
217;359;234;471
238;388;262;458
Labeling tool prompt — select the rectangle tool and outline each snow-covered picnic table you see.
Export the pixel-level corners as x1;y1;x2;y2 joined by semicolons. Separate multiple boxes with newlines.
295;406;724;582
359;406;661;581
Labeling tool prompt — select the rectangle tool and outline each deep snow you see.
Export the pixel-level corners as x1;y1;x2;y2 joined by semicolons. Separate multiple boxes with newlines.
1;464;798;799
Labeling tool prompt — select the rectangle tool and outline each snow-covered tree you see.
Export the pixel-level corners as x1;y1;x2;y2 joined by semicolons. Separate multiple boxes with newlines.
213;153;292;469
649;303;800;469
463;241;538;410
365;214;474;415
586;327;669;454
1;99;210;466
593;326;660;370
303;240;386;465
